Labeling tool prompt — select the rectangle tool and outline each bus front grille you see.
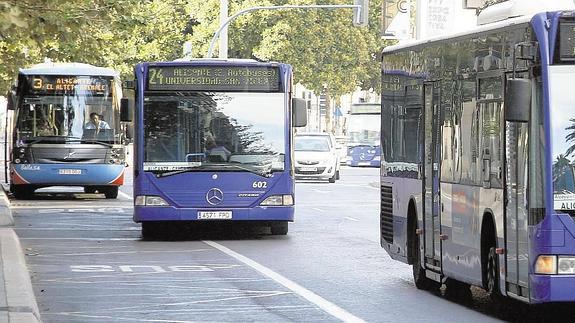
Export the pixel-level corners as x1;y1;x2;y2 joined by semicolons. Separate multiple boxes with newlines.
380;185;393;244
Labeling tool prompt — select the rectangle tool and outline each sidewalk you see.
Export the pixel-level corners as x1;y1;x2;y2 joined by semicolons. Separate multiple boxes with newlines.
0;186;41;323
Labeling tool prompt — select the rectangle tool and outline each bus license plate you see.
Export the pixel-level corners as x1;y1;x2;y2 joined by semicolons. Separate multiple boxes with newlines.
59;169;82;175
197;211;232;220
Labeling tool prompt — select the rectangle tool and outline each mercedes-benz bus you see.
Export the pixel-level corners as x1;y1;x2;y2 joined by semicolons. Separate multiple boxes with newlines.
380;1;575;303
129;59;307;239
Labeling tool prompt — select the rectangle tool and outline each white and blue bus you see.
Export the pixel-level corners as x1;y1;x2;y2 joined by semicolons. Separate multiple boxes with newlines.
5;63;130;199
346;102;381;167
129;59;307;239
380;1;575;303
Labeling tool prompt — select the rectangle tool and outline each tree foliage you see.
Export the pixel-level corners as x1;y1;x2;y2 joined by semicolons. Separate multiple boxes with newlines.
1;0;388;98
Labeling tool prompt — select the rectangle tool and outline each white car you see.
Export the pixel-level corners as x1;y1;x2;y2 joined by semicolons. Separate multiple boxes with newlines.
294;133;340;183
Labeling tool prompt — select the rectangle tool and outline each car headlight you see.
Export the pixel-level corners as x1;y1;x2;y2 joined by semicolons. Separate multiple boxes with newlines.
135;195;169;206
260;194;293;206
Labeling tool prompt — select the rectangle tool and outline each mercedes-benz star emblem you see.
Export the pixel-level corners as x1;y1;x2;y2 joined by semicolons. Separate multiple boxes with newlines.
206;188;224;205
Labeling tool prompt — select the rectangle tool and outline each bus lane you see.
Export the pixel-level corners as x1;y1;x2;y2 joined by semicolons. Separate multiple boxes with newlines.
12;195;340;323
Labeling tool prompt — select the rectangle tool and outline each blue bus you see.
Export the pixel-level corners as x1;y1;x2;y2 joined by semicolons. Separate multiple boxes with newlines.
346;102;381;167
5;63;130;199
380;2;575;303
129;59;307;238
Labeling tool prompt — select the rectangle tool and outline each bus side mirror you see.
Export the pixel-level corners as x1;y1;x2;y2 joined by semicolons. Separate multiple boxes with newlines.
505;78;531;123
120;98;132;122
292;98;307;127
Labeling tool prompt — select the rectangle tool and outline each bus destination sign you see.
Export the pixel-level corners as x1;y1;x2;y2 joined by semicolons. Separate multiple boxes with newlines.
147;66;280;92
26;75;110;94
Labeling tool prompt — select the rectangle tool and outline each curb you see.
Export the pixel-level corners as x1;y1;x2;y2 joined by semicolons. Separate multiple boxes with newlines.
0;185;41;323
0;229;41;323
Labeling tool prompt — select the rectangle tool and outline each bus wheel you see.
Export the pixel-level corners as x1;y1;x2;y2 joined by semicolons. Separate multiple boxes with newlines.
141;222;159;240
84;186;97;194
103;186;118;199
487;247;502;302
271;222;288;235
412;230;440;290
12;185;34;200
444;278;472;301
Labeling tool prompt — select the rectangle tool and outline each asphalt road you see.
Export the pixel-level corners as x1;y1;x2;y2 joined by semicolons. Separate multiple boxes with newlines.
10;167;575;322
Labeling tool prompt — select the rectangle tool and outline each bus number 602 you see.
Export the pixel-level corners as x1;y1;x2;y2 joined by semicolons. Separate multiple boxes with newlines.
252;181;267;189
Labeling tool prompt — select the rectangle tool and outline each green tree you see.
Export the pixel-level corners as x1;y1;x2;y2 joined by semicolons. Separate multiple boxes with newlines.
0;0;144;90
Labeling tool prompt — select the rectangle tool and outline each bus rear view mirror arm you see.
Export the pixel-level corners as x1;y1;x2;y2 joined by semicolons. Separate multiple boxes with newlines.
505;78;531;123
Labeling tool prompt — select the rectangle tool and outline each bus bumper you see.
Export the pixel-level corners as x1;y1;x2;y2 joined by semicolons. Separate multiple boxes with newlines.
133;206;294;223
347;160;380;167
11;164;125;186
531;275;575;303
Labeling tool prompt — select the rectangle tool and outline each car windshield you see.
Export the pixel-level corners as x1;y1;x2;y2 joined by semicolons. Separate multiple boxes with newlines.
143;92;286;173
294;136;330;152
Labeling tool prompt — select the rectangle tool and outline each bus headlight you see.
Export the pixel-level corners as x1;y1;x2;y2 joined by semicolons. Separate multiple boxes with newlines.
135;195;169;206
558;257;575;274
260;195;293;206
535;255;557;274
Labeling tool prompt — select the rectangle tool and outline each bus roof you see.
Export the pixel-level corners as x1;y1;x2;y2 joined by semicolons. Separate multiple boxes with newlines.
383;0;575;55
146;58;283;67
382;15;532;54
19;62;119;77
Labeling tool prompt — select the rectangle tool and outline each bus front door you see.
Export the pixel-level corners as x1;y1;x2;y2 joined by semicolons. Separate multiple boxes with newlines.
504;110;530;298
423;82;442;268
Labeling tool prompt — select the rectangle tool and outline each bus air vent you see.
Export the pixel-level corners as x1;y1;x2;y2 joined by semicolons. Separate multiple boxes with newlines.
380;185;394;244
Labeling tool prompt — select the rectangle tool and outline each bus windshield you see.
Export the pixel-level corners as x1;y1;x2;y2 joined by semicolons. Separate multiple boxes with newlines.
347;114;380;146
550;65;575;211
143;92;285;174
15;75;119;144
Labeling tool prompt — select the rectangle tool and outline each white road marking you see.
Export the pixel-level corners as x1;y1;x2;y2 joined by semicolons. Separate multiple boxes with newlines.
312;208;324;212
204;240;366;323
20;237;140;241
344;217;359;222
118;190;133;200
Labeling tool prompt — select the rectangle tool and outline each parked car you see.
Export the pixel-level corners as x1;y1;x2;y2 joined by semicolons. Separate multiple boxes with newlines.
294;132;340;183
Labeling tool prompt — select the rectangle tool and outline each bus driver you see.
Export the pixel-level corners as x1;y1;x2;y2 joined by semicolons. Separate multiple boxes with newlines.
85;112;111;131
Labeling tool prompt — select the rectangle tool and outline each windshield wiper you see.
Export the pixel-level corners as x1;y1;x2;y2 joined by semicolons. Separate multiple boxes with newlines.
78;139;113;147
24;136;64;145
155;163;272;178
24;136;112;147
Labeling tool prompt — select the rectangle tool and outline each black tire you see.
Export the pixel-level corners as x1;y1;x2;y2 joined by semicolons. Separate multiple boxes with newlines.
328;174;336;183
335;170;340;180
412;230;440;290
487;247;503;302
141;222;160;240
444;278;472;301
271;222;288;235
84;186;97;194
11;185;34;200
103;186;119;199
